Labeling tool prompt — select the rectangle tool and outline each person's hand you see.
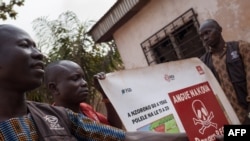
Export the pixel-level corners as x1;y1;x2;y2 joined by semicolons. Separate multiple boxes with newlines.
93;72;106;80
93;72;107;98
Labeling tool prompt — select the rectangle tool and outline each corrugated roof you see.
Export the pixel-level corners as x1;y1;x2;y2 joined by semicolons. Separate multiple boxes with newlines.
88;0;150;43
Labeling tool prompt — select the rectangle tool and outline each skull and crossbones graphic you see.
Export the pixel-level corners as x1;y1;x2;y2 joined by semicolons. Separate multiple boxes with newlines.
192;100;217;134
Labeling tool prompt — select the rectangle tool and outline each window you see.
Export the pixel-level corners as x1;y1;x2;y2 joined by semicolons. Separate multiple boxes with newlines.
141;8;205;65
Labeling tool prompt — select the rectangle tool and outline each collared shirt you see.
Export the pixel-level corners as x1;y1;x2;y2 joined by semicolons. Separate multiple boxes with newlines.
79;102;110;125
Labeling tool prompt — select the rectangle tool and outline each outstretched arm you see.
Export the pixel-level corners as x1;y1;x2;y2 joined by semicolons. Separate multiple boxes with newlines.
68;108;189;141
93;72;123;129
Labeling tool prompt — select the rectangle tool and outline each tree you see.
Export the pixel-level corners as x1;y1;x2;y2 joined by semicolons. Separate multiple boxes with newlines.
0;0;25;20
27;11;123;108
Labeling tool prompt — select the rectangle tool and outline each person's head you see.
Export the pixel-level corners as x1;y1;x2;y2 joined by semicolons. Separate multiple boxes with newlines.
45;60;89;107
0;24;44;93
199;19;223;48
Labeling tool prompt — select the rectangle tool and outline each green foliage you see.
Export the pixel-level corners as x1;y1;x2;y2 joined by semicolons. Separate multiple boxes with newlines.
27;11;123;104
0;0;25;20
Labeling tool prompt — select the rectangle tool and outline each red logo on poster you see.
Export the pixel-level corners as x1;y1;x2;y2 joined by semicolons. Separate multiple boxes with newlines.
169;82;228;141
196;66;204;75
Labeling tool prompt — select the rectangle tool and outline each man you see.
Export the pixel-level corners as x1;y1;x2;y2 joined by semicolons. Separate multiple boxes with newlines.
199;19;250;124
45;60;123;128
0;24;188;141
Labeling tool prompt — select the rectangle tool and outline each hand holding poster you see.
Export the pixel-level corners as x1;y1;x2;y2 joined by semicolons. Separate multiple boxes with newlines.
98;57;240;141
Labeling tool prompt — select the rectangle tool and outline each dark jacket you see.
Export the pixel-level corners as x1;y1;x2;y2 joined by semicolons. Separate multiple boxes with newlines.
27;101;78;141
200;41;248;108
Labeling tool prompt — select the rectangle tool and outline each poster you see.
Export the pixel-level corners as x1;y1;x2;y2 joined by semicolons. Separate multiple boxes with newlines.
169;82;227;140
98;57;240;140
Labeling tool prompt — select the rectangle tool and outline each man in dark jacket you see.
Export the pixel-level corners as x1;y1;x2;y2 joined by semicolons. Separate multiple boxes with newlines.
199;19;250;124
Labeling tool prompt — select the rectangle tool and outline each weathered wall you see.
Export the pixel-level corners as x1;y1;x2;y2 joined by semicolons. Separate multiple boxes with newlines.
113;0;250;69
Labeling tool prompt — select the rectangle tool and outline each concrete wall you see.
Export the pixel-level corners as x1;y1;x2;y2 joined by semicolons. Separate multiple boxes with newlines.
113;0;250;69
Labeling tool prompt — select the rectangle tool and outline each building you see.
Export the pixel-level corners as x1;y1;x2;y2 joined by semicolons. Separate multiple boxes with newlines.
89;0;250;69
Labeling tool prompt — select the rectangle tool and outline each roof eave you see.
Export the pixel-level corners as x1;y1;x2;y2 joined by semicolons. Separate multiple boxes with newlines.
88;0;150;43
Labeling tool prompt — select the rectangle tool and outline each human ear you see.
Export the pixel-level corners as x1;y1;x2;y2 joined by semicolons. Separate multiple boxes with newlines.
48;82;59;95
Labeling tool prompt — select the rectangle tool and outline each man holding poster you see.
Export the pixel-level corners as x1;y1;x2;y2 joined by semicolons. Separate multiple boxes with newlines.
97;57;240;141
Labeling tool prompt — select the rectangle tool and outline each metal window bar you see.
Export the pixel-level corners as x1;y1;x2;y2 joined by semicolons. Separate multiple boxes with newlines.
141;8;204;65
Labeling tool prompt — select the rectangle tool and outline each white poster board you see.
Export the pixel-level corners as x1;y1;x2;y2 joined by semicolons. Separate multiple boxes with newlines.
99;58;239;140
